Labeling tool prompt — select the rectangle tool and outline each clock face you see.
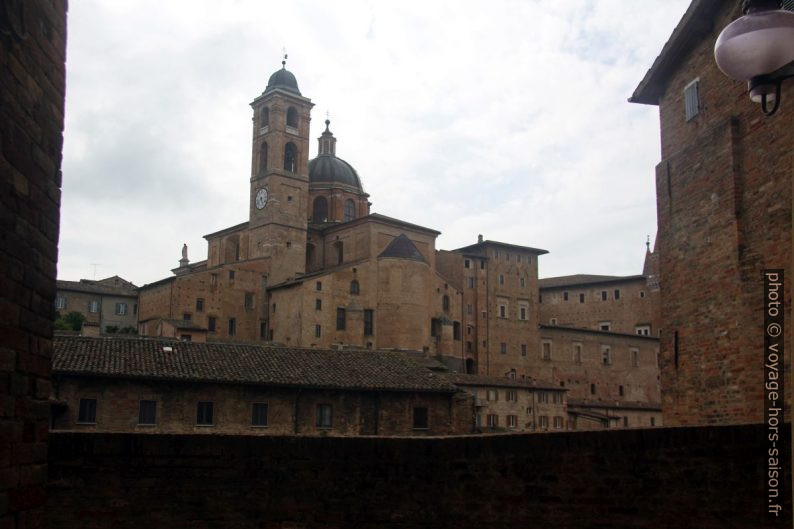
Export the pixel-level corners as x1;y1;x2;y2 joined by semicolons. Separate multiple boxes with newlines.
255;188;268;210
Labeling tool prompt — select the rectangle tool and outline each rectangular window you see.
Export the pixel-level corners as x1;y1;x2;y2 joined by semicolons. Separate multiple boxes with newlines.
539;416;549;429
500;342;507;355
228;317;236;336
519;306;527;320
573;343;582;364
499;274;504;285
336;308;346;330
507;415;517;428
601;291;607;301
579;293;585;303
684;78;700;121
599;322;611;331
77;398;97;424
631;348;640;367
506;390;517;402
229;270;235;280
464;259;470;269
138;400;156;425
635;325;651;336
537;391;549;404
260;321;267;339
315;324;321;338
196;402;214;425
453;321;461;340
554;416;563;429
520;277;526;288
591;383;596;395
487;389;498;402
196;298;204;312
467;277;475;289
316;281;322;291
651;417;656;427
619;385;625;397
133;303;137;315
315;299;322;310
251;403;268;427
272;303;276;313
601;345;612;365
210;273;218;286
180;334;192;342
412;407;429;429
521;344;527;356
183;313;192;321
316;404;333;428
563;291;568;301
115;302;127;315
614;289;620;300
499;305;506;318
88;300;99;313
553;392;563;404
467;304;473;315
466;341;473;353
486;414;499;427
542;341;552;360
208;316;216;332
244;292;254;310
364;309;374;336
55;296;67;309
623;416;629;427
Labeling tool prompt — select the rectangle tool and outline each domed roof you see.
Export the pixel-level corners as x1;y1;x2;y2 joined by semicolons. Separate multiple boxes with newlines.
265;64;301;95
308;155;363;191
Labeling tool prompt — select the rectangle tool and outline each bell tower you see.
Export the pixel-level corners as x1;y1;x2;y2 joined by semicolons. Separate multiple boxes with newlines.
247;58;313;283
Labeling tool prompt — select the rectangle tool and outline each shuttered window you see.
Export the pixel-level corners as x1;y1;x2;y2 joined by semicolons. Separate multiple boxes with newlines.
684;79;700;121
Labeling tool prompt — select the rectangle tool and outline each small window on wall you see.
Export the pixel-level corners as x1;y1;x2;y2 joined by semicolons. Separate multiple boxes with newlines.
286;106;298;128
412;407;429;429
343;199;356;222
442;295;450;312
336;308;346;330
208;317;216;332
244;292;254;310
284;142;297;172
196;402;214;425
507;415;518;428
316;404;333;428
464;259;470;269
542;341;552;360
453;322;461;340
196;298;204;312
519;307;528;320
260;106;269;128
579;293;585;303
601;345;612;365
115;302;127;315
139;400;157;425
486;414;499;427
364;309;374;336
251;403;268;427
55;296;66;309
684;78;700;121
77;398;97;424
228;317;236;336
88;300;99;313
350;280;360;295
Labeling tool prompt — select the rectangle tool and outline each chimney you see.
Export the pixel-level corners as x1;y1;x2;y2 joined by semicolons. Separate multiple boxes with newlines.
477;234;483;243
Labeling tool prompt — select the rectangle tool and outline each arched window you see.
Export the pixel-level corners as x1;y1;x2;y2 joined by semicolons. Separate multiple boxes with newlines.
284;142;297;172
260;106;269;128
286;106;298;128
259;142;268;174
312;197;328;222
442;295;450;312
350;280;360;295
344;199;356;222
334;241;344;265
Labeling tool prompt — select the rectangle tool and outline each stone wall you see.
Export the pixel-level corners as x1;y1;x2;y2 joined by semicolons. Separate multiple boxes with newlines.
44;424;790;528
652;2;792;425
0;1;67;527
51;376;474;436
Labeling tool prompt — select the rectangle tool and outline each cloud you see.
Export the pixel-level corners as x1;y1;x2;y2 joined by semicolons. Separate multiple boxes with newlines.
59;0;688;284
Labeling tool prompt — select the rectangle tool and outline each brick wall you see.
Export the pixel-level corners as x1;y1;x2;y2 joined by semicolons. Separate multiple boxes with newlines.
0;2;66;528
653;2;792;425
44;424;790;528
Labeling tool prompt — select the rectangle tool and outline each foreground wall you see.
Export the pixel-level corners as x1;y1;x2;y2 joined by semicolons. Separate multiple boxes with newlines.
46;424;790;528
0;2;67;528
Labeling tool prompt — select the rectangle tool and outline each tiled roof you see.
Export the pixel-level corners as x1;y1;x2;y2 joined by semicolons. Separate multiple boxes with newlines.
444;373;564;392
52;337;458;393
538;274;645;289
453;239;548;256
57;279;138;297
568;399;662;411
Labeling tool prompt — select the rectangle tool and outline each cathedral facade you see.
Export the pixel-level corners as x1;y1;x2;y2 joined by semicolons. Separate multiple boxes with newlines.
138;63;661;428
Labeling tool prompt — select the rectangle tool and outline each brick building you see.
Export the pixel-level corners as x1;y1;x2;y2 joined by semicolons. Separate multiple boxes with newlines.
51;336;473;436
630;0;792;425
55;275;138;334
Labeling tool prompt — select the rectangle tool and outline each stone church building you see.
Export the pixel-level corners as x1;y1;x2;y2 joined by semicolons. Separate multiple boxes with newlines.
138;62;661;430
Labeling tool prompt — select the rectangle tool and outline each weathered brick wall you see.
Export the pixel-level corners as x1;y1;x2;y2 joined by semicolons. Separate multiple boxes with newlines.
51;376;473;436
44;424;790;528
0;1;67;527
539;278;659;335
654;2;792;425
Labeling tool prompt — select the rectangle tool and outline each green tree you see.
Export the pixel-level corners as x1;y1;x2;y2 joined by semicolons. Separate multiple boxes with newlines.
54;311;85;331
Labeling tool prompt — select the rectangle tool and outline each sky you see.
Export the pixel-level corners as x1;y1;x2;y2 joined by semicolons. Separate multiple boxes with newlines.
59;0;691;286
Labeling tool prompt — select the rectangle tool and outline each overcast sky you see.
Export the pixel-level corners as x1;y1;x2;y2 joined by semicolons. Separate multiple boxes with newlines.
59;0;691;286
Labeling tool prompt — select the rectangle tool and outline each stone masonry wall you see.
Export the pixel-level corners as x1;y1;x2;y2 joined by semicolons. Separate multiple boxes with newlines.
44;424;790;528
0;1;67;527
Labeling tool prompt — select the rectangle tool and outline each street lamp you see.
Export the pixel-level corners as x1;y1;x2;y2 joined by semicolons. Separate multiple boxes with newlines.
714;0;794;115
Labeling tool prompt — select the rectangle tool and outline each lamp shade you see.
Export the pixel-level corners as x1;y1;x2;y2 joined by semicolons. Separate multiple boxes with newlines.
714;9;794;81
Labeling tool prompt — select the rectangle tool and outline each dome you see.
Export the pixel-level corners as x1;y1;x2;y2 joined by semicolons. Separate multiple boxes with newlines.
308;155;363;192
265;65;301;95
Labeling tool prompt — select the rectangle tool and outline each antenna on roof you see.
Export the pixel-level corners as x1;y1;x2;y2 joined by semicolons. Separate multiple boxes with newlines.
282;47;288;68
89;263;101;280
646;235;650;252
